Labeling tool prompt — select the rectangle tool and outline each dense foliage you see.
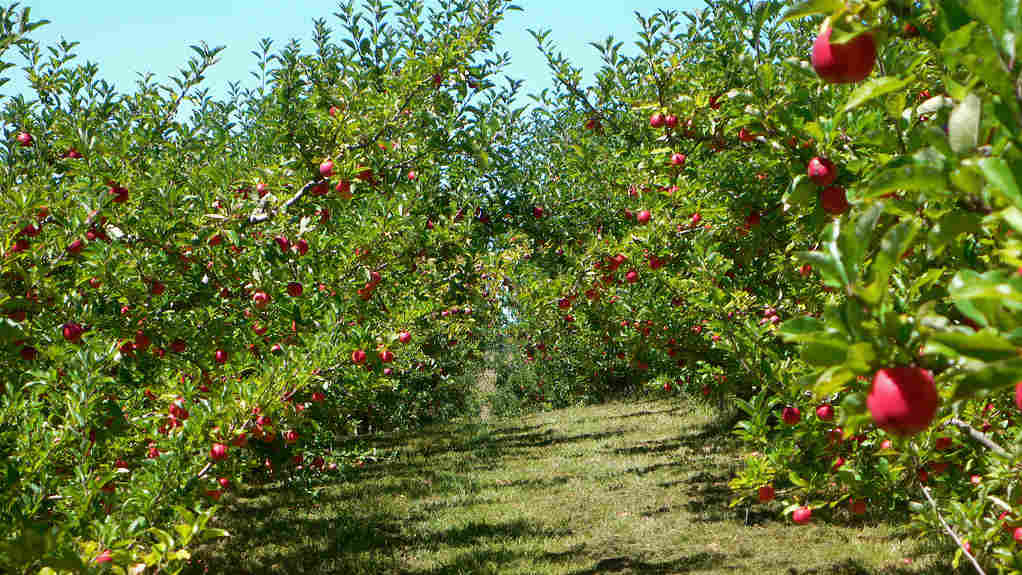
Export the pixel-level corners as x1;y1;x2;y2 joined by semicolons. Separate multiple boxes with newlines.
4;0;1022;573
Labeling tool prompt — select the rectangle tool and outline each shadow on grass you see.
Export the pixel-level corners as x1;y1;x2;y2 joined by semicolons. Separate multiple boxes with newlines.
567;551;729;574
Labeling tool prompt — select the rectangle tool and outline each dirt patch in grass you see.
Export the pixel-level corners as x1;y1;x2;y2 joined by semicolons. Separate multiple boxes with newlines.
185;399;960;575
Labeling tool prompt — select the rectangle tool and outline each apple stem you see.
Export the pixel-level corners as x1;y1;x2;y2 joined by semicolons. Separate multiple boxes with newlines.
921;486;986;575
947;418;1009;458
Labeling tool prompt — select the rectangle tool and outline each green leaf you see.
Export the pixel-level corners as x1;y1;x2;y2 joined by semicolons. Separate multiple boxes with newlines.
948;93;981;153
928;330;1020;362
788;470;809;488
783;175;815;209
780;0;843;23
860;221;918;304
843;76;914;114
953;358;1022;399
979;157;1022;208
778;317;826;342
801;340;847;366
864;162;945;199
814;366;856;396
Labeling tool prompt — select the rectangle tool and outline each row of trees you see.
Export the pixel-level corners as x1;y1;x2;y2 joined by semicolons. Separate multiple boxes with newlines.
0;1;521;572
501;0;1022;572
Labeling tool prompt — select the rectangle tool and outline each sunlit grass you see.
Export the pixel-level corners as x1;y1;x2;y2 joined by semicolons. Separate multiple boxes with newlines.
186;398;960;574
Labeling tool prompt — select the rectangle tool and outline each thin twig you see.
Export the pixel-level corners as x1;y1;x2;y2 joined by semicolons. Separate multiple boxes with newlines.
947;418;1010;458
921;485;985;575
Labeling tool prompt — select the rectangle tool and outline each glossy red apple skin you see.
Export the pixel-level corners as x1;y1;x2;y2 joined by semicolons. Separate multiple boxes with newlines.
649;113;665;128
757;485;775;503
209;443;228;462
287;282;303;297
811;27;876;84
352;349;367;364
792;506;812;525
820;186;850;215
867;366;939;436
816;404;834;421
848;498;866;515
782;406;801;425
807;157;837;186
16;131;33;147
1015;381;1022;412
636;210;651;225
398;331;412;344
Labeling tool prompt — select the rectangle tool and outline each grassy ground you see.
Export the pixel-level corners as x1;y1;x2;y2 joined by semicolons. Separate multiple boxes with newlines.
185;398;958;574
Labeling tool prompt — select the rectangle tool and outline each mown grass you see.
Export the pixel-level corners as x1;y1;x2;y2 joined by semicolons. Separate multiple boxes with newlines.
185;398;959;574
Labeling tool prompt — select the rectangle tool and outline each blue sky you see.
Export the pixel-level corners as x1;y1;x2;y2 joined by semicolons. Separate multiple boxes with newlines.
3;1;701;104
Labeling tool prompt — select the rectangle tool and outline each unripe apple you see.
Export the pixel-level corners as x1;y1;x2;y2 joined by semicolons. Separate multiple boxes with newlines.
16;131;33;147
807;157;837;186
820;186;850;215
670;153;686;167
757;485;775;503
209;443;228;462
816;404;835;421
782;405;801;425
792;506;812;525
352;349;367;364
649;112;665;128
811;27;876;84
636;210;651;225
867;366;938;436
319;159;334;178
398;331;412;344
287;282;303;297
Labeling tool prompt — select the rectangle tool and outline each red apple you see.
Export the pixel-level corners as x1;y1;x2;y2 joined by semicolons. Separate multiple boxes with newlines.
816;404;835;421
94;549;113;564
782;405;801;425
671;153;686;167
252;290;270;309
649;112;665;128
820;185;850;215
811;27;876;84
287;282;303;297
20;346;38;361
1014;526;1022;542
533;205;544;219
352;349;367;364
398;331;412;344
867;366;938;436
848;498;867;515
214;349;228;365
62;322;84;343
792;506;812;525
16;131;33;147
636;210;651;225
1015;381;1022;412
209;443;228;462
665;115;678;129
625;270;639;283
379;349;395;363
67;239;85;255
935;436;953;451
807;157;837;186
757;485;775;503
150;280;166;296
295;238;309;256
319;159;334;178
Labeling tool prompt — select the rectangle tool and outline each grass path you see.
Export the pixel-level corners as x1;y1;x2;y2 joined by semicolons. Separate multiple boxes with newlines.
187;398;957;574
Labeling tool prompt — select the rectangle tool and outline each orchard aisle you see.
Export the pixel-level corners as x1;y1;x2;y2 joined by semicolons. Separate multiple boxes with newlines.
186;399;955;575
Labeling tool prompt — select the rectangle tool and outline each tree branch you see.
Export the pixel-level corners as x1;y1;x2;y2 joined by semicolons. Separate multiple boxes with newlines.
921;485;986;575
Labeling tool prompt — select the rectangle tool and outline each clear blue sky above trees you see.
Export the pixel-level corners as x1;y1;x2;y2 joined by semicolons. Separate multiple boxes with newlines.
5;1;700;104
